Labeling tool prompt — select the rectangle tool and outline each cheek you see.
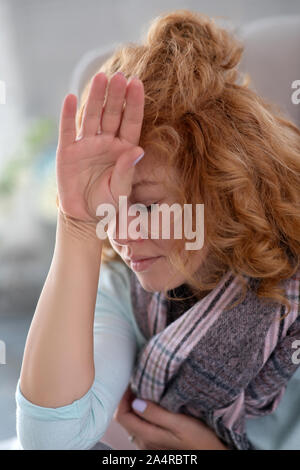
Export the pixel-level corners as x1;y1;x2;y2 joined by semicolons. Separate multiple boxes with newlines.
155;238;173;253
148;209;182;241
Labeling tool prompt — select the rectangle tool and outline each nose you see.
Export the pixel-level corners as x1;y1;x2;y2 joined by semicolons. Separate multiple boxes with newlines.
107;206;148;246
111;225;145;246
112;237;144;247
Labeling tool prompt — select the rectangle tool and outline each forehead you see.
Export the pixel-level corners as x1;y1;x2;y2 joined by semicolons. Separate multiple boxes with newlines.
132;152;176;189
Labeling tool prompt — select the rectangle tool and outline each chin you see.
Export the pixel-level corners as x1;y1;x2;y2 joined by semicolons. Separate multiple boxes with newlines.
133;273;164;293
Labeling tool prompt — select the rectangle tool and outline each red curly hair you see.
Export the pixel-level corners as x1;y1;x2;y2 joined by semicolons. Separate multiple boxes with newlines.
74;9;300;317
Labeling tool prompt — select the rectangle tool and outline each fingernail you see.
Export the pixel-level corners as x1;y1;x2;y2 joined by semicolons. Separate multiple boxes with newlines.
115;71;125;77
131;398;147;413
133;152;145;166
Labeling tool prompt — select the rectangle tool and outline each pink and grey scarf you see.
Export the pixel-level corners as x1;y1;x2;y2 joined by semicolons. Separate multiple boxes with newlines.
128;263;300;450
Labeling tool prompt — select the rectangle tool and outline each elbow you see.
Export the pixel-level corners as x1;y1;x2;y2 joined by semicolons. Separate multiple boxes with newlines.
16;414;83;450
16;395;109;450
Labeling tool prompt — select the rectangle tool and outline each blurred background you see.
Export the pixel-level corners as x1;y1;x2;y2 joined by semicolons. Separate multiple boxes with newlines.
0;0;299;449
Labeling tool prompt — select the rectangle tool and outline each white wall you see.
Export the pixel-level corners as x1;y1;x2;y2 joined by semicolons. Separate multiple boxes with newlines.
4;0;300;122
0;0;25;171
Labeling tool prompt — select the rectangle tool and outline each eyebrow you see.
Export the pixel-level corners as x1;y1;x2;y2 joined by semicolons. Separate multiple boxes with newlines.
132;179;161;188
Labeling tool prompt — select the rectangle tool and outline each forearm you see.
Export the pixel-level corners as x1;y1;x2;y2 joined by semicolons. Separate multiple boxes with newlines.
19;209;103;408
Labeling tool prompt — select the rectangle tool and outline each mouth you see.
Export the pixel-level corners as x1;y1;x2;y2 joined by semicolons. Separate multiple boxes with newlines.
126;256;163;272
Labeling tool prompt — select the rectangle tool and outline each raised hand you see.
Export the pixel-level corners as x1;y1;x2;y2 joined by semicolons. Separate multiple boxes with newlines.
55;71;145;223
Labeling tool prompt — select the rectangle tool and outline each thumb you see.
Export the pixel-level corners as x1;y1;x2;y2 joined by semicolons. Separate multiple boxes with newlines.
110;147;145;202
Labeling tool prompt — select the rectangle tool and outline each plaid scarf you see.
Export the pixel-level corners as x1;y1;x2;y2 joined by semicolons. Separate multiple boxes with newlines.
128;265;300;450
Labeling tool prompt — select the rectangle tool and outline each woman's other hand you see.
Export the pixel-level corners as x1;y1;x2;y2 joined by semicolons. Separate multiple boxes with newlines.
56;71;145;223
113;385;229;450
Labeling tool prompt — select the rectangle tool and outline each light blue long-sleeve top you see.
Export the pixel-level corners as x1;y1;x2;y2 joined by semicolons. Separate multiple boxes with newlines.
15;260;300;450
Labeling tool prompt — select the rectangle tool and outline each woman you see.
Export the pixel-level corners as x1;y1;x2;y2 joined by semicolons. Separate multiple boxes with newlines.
16;9;300;450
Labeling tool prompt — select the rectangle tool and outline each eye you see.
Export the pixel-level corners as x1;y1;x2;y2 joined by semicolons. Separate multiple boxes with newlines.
146;202;159;212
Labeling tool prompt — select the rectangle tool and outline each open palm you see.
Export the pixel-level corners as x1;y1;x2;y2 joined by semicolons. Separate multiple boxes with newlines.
56;71;145;222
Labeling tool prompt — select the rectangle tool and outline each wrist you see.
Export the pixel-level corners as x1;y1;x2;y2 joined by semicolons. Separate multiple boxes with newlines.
57;207;102;244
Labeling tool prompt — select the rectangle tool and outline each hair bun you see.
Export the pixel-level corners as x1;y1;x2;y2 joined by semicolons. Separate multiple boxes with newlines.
145;9;244;87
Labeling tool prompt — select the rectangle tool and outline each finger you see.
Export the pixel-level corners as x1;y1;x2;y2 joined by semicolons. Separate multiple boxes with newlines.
119;77;144;145
117;408;174;449
131;398;179;431
101;72;127;135
78;72;108;137
110;146;144;199
58;94;77;149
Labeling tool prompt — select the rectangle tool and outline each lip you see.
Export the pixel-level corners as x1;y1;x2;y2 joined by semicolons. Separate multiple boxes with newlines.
127;256;162;272
125;255;158;262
